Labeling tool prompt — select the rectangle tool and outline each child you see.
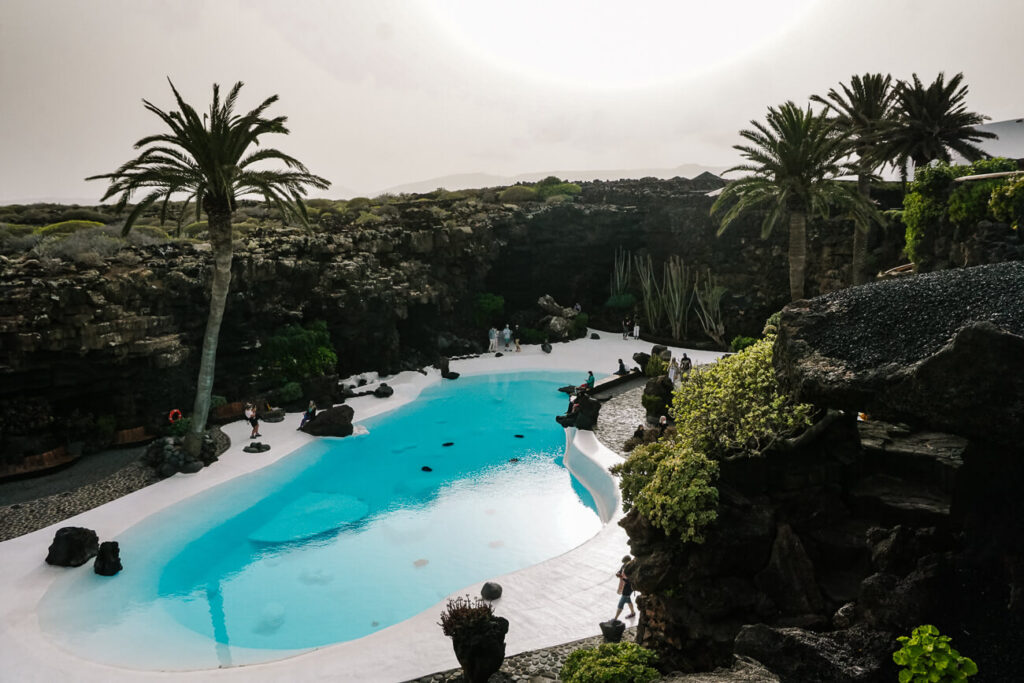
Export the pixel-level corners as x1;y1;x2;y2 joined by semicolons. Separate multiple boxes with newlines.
245;403;261;439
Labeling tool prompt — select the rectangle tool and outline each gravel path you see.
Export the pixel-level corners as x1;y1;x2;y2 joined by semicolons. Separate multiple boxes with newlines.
0;427;228;542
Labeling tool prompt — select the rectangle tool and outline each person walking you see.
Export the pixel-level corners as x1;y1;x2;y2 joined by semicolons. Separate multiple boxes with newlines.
502;324;512;351
614;555;637;620
245;402;261;439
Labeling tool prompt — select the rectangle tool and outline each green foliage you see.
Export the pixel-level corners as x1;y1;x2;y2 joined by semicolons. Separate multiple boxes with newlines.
604;293;637;310
473;292;505;327
184;220;208;237
672;338;814;458
354;210;385;225
730;335;758;352
893;625;978;683
761;311;782;337
640;392;667;416
613;337;813;539
612;439;719;542
947;159;1018;228
210;395;227;409
438;596;496;639
277;381;303;403
560;642;660;683
518;327;547;344
36;220;105;235
33;228;123;261
164;416;192;438
537;182;582;199
645;355;668;377
346;197;372;211
571;312;590;338
989;174;1024;229
259;321;337;385
498;185;539;203
59;208;114;224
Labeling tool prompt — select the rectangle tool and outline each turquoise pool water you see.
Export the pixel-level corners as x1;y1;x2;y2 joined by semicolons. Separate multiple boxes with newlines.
38;371;603;669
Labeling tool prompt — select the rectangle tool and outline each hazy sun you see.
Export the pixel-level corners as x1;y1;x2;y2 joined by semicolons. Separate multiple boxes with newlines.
418;0;818;90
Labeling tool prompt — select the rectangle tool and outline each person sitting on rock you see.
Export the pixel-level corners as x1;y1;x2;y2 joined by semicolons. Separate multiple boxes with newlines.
615;358;629;375
586;371;596;390
632;424;645;440
658;414;669;436
299;400;316;429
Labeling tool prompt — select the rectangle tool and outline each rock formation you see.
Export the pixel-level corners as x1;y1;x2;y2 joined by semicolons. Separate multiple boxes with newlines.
45;526;99;567
623;263;1024;680
299;405;355;437
94;541;122;576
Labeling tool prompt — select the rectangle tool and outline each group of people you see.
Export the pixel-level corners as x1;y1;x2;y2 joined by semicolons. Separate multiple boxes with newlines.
487;324;521;353
243;400;319;442
667;353;692;384
621;317;641;340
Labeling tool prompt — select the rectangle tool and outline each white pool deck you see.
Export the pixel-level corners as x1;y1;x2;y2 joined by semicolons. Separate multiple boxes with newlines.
0;331;723;682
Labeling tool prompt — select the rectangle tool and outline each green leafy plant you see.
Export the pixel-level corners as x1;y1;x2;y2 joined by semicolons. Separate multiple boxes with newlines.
644;355;667;377
473;292;505;327
276;381;302;403
604;293;636;310
498;185;539;203
613;337;813;539
892;624;978;683
210;395;228;409
518;327;547;345
730;335;757;352
259;321;337;385
164;416;192;438
947;158;1018;228
560;641;660;683
761;311;782;336
36;219;105;235
571;312;590;338
990;174;1024;229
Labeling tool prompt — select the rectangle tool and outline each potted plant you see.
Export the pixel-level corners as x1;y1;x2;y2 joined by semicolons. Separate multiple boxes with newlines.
439;596;509;683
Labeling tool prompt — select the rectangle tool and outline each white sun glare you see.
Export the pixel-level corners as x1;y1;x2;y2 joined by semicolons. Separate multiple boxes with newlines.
418;0;819;90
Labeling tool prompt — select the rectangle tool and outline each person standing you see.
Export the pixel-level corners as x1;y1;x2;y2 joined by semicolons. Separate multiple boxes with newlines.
245;402;261;439
633;319;640;340
614;555;637;620
487;326;498;352
514;325;522;352
622;317;630;340
680;353;692;374
502;323;512;351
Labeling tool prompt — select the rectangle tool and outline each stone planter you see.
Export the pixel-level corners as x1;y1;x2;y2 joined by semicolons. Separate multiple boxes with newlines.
600;619;626;642
451;616;510;683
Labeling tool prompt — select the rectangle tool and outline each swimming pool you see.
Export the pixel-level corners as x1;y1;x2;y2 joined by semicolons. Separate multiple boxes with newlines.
38;371;603;670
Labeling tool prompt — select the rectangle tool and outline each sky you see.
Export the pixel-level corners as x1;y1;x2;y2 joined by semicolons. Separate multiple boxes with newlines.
1;0;1022;203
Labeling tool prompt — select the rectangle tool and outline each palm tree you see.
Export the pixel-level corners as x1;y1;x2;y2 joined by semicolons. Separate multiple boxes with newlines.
886;72;996;179
812;73;898;285
89;81;329;455
711;101;877;301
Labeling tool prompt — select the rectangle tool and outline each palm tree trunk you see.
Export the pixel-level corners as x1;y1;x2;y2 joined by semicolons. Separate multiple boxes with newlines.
184;208;234;457
852;174;871;286
788;212;807;301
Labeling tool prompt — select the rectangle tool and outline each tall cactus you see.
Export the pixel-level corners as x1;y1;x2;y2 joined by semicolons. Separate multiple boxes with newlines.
694;268;727;347
634;253;665;334
610;245;632;297
663;255;694;341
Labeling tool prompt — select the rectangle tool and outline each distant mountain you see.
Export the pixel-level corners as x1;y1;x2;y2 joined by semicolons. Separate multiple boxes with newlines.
372;164;729;197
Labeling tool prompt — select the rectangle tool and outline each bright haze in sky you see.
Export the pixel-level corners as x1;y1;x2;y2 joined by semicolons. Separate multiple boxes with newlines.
1;0;1022;202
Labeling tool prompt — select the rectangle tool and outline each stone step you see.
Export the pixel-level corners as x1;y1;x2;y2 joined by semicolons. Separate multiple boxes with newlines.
848;473;951;528
857;421;965;494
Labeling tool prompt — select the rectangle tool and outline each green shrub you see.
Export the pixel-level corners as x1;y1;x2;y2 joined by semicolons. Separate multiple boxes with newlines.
184;220;208;237
354;210;385;225
36;220;104;235
761;311;781;336
277;382;303;403
0;227;42;253
560;641;660;683
640;392;667;416
604;293;637;310
164;416;192;438
259;320;337;385
498;185;539;203
990;174;1024;229
33;229;123;261
210;395;227;409
645;355;667;377
571;312;590;338
127;224;170;244
893;624;977;682
518;327;547;344
59;208;114;224
473;292;505;327
537;182;582;199
612;337;813;539
346;196;372;211
730;335;757;352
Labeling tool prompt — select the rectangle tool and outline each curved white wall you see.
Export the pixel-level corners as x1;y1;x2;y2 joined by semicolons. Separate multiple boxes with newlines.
561;427;621;524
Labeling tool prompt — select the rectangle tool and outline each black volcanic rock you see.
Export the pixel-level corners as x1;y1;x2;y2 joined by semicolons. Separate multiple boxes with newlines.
774;262;1024;445
46;527;99;567
94;541;123;576
300;405;355;437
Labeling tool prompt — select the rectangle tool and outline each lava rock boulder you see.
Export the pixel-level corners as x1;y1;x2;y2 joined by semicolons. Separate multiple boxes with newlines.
46;527;99;567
